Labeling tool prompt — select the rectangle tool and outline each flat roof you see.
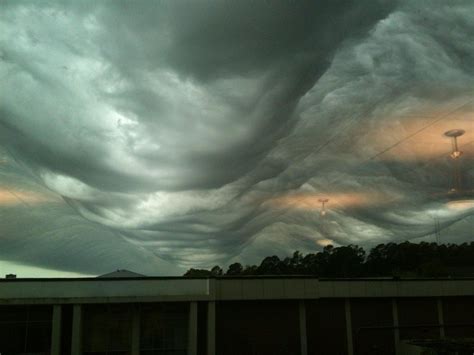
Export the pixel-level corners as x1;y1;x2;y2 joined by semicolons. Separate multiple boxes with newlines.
1;277;473;305
2;276;474;282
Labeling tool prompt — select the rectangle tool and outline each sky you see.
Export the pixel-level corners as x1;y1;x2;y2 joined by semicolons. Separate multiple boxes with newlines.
0;0;473;277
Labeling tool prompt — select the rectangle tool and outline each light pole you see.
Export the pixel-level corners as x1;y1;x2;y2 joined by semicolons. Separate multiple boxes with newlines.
444;129;465;192
318;198;329;217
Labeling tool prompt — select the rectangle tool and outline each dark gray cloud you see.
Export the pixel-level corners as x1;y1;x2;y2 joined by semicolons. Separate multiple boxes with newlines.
0;0;473;275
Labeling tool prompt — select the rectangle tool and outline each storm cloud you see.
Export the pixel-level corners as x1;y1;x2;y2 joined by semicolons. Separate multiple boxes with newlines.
0;0;473;275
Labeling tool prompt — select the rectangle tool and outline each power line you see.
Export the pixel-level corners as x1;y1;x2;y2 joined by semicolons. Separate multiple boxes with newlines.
1;185;31;208
433;216;441;244
0;156;32;208
293;98;474;209
306;96;392;159
368;99;473;161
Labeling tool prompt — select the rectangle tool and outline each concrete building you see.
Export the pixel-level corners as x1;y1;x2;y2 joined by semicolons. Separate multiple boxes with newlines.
0;276;473;355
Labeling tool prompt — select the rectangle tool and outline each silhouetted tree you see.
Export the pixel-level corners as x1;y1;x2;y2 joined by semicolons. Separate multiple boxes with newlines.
301;253;323;275
183;242;474;278
242;265;258;275
226;262;243;275
258;255;282;275
183;268;212;277
210;265;223;276
324;245;365;277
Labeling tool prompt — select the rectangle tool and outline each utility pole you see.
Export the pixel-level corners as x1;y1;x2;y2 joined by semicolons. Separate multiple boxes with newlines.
434;216;441;244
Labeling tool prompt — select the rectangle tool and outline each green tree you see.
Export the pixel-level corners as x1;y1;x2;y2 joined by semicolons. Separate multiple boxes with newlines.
258;255;282;275
210;265;223;276
183;268;212;277
226;262;243;275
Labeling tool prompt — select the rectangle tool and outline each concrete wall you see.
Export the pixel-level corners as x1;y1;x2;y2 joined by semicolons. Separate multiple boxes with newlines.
2;278;474;304
0;278;210;304
215;278;474;300
1;278;473;355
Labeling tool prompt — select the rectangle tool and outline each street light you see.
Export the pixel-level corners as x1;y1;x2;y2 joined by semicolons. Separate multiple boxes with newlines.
440;129;474;210
444;129;465;160
318;198;329;217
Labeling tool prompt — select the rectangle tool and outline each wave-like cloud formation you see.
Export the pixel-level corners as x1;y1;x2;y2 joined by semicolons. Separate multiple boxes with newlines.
1;0;473;273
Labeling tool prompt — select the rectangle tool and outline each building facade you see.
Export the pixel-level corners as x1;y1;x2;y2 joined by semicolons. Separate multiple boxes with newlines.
0;277;473;355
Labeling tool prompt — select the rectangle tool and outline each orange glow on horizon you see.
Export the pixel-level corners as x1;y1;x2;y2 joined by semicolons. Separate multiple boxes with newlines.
366;105;473;162
0;188;57;206
446;199;474;210
317;238;336;247
268;191;396;211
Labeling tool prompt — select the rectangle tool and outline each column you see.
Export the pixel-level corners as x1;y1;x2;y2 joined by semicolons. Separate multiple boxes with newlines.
344;298;354;355
437;298;445;338
188;301;198;355
50;305;62;355
71;304;82;355
207;301;216;355
131;305;141;355
299;300;308;355
391;298;401;355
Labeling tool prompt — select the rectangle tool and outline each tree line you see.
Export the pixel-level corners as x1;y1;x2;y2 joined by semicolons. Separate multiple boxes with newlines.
183;242;474;278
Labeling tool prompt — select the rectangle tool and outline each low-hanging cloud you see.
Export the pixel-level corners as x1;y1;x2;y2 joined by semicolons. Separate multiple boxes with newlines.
0;0;473;274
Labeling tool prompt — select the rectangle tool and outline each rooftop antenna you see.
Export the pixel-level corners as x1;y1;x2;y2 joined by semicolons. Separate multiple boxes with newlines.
318;198;329;217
